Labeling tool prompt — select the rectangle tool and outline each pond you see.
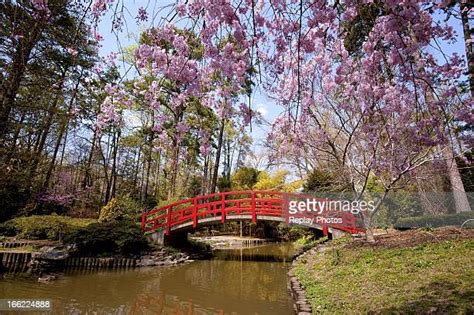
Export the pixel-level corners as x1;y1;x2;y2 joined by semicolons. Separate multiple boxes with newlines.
0;243;297;314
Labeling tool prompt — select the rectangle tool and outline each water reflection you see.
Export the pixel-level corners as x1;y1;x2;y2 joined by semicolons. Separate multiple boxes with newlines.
0;243;295;314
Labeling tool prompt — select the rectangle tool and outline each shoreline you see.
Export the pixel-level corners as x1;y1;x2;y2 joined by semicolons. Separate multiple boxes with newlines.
0;238;209;280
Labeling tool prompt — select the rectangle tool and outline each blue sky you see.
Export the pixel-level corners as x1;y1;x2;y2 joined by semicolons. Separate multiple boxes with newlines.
97;2;468;151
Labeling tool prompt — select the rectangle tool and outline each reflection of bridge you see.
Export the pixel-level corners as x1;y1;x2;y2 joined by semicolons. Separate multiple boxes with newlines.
141;191;365;241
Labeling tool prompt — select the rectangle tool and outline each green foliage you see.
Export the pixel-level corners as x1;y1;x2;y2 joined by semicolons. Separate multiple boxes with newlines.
303;169;334;192
99;195;141;223
231;167;260;190
64;219;149;256
395;211;474;229
303;169;350;192
0;215;95;240
275;224;314;241
0;176;31;222
217;176;232;192
155;197;181;209
371;190;423;227
253;169;288;191
294;235;328;251
187;176;203;196
365;175;385;192
0;0;100;220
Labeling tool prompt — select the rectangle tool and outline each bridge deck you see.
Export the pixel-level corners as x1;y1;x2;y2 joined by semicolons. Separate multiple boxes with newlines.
141;191;365;236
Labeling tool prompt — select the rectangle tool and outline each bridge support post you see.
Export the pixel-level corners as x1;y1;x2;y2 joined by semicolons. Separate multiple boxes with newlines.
148;229;165;245
251;191;256;223
193;197;198;228
166;206;172;236
221;194;226;223
329;228;345;239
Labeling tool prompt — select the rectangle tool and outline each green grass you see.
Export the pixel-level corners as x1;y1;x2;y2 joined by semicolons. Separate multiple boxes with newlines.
0;215;96;240
294;238;474;314
0;245;35;252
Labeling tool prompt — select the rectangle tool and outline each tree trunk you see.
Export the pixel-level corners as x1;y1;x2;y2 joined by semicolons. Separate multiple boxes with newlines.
41;113;69;190
363;214;375;243
0;22;43;139
443;146;471;213
153;149;162;199
134;147;141;187
202;155;209;195
28;71;68;179
168;143;180;199
82;127;98;189
108;128;120;201
460;0;474;97
211;119;225;193
142;133;154;202
41;70;81;190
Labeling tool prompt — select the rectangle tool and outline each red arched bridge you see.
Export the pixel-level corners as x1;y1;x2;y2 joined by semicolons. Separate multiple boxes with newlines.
141;191;365;238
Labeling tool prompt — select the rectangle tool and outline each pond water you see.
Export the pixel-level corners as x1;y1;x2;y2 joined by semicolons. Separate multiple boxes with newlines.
0;243;296;314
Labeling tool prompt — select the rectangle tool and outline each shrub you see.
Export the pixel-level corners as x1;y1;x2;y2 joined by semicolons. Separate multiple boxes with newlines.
303;169;351;192
99;195;141;223
64;219;149;256
231;167;260;190
294;235;328;251
0;215;95;240
394;211;474;229
275;224;314;241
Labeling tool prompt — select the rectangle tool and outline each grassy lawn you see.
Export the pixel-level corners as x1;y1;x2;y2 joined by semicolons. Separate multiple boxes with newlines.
0;215;96;240
293;230;474;314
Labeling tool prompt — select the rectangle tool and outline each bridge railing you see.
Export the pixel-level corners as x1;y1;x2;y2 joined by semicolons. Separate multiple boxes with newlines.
141;191;364;235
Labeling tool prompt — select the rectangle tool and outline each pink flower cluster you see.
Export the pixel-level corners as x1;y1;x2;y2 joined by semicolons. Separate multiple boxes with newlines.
94;0;471;171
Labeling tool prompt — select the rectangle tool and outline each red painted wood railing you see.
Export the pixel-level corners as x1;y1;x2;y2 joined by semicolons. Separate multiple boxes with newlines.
141;191;365;236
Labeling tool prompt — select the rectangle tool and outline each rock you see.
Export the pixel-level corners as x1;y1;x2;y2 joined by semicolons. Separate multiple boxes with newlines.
36;246;69;260
163;258;175;265
38;274;58;282
137;259;157;267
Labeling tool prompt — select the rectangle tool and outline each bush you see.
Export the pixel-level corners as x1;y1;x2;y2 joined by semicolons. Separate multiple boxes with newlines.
294;235;328;251
303;169;351;192
64;219;149;256
231;167;260;190
394;211;474;229
0;215;95;240
275;224;314;241
99;195;141;223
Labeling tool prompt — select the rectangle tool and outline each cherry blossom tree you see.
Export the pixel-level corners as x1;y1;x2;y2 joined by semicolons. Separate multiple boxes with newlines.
91;0;472;240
